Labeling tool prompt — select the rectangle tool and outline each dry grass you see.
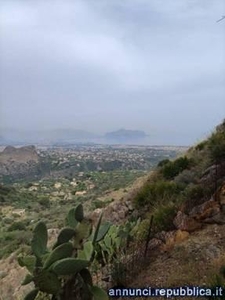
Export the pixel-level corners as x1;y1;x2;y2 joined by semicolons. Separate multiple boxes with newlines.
116;224;225;300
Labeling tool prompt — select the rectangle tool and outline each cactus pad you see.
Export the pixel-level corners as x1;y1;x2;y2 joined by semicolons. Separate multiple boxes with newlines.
90;285;109;300
75;203;84;222
52;258;90;276
24;288;39;300
53;227;76;249
21;273;34;286
34;269;61;295
31;222;48;258
44;242;73;269
96;222;111;242
18;255;36;274
66;208;78;228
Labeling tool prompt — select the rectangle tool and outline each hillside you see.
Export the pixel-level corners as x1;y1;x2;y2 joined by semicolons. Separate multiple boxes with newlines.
92;119;225;297
0;119;225;299
0;145;41;183
120;118;225;299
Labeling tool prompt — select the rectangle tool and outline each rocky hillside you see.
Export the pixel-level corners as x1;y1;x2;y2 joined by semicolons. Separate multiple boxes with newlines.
125;119;225;298
92;120;225;231
89;119;225;297
0;145;40;182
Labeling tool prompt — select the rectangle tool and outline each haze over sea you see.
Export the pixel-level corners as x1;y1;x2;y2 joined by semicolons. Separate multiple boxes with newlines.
1;0;225;146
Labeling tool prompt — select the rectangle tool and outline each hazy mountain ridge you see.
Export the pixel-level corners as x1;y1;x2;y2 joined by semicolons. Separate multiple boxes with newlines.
0;128;149;146
104;128;147;142
1;128;201;146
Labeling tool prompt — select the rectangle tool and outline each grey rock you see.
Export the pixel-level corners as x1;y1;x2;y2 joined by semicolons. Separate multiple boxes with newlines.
0;271;7;279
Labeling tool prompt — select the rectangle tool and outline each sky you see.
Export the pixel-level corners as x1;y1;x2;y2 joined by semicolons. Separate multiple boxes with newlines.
0;0;225;145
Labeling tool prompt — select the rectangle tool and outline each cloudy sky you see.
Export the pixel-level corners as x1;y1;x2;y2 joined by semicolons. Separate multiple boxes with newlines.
0;0;225;145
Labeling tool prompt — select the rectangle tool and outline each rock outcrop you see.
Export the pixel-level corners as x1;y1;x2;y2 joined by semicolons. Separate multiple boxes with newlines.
0;145;39;163
89;196;135;226
173;182;225;231
0;145;40;182
173;211;202;232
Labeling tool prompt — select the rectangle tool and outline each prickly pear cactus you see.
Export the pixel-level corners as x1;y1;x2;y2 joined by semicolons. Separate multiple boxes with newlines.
18;204;110;300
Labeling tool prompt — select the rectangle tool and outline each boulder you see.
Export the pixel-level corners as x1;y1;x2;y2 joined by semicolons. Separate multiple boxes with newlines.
203;212;225;224
155;230;189;253
173;211;202;232
189;199;220;221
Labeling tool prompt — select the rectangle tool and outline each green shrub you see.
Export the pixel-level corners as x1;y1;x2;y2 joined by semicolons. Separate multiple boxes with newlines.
208;131;225;163
8;221;26;231
133;180;183;207
174;169;197;185
181;184;206;213
0;231;32;259
157;159;170;167
131;219;150;241
92;198;113;209
38;197;50;208
184;184;204;200
152;203;177;231
3;217;14;225
161;156;192;180
195;141;208;151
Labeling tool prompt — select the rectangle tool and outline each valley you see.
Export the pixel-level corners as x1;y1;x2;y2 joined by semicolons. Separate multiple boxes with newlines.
0;145;183;261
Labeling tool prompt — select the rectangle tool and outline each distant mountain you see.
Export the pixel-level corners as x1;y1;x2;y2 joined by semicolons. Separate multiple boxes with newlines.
0;128;150;145
104;129;147;144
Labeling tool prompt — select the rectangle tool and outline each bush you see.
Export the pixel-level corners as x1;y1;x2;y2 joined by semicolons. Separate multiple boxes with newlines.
174;169;197;185
92;198;113;209
38;196;50;208
208;131;225;163
8;221;26;231
195;141;208;151
3;217;14;225
132;219;150;241
0;231;32;259
153;203;177;231
161;156;192;180
157;159;170;167
181;184;206;213
133;180;183;208
184;184;204;200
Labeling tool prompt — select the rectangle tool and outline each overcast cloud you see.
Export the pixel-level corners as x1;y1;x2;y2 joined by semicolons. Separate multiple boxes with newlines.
0;0;225;145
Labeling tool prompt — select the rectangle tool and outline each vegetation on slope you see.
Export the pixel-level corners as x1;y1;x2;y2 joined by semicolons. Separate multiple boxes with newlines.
133;118;225;238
